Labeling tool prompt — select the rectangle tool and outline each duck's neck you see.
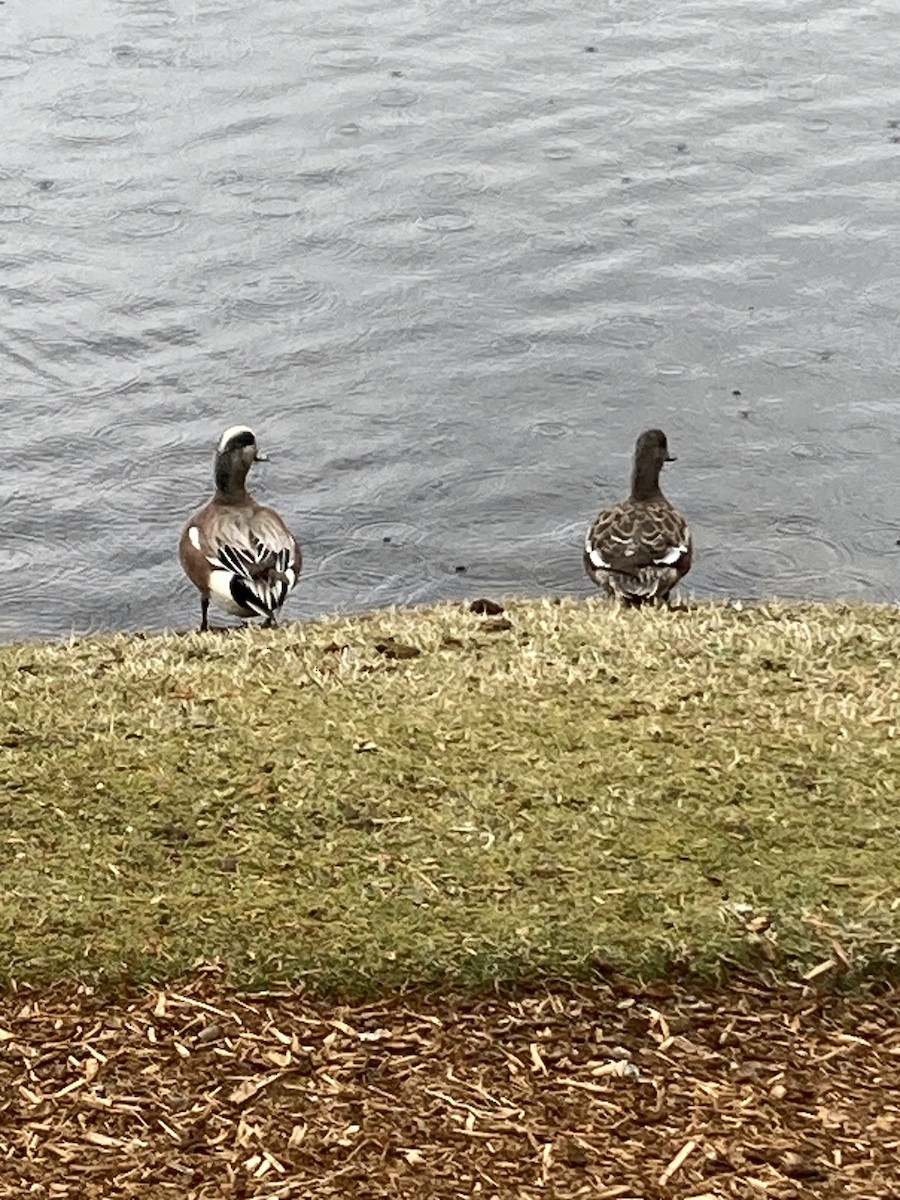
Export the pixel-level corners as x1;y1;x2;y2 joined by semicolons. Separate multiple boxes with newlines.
630;456;663;502
214;454;251;504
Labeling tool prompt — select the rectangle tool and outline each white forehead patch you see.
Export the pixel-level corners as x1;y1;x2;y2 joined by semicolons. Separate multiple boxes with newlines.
217;425;255;453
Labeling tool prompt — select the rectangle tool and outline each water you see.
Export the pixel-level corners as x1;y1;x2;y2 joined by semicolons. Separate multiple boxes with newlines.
2;0;898;641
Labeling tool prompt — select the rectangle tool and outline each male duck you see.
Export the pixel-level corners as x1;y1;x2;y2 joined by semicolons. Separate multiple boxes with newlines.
584;428;691;605
179;426;301;631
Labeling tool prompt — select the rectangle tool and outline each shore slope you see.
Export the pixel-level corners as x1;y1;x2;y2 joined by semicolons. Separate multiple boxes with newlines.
2;598;897;990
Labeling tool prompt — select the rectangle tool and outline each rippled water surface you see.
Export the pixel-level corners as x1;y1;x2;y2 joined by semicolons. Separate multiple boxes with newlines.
3;0;899;639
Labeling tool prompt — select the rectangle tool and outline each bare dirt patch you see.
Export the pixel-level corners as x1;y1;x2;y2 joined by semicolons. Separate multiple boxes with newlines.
2;974;898;1198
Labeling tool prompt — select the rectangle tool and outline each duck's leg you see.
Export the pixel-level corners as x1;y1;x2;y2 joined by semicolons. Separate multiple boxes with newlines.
200;595;209;632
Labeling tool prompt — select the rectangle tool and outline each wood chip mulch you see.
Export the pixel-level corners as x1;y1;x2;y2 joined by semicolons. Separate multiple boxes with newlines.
2;974;899;1198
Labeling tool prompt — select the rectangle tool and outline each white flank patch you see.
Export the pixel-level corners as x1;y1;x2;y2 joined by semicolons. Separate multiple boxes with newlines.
217;424;255;452
655;543;687;565
188;526;201;551
208;569;253;616
588;547;609;569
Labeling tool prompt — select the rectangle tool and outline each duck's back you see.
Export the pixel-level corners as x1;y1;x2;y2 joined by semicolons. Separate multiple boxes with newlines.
584;495;691;602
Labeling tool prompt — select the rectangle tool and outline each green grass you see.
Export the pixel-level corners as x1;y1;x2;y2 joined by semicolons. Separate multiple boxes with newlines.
1;598;898;992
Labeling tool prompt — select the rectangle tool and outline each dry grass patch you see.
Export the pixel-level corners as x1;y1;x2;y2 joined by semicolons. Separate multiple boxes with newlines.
1;598;898;990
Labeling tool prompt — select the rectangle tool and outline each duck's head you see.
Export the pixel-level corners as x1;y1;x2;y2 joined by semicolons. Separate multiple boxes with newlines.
631;428;676;500
635;428;676;467
214;425;267;497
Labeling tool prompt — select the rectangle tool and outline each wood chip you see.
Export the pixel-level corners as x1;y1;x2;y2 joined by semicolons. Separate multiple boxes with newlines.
229;1072;283;1105
83;1131;125;1149
658;1138;698;1185
2;978;898;1197
529;1042;547;1074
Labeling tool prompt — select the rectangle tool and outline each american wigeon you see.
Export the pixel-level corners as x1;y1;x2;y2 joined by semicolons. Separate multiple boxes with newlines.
584;428;692;605
179;426;301;631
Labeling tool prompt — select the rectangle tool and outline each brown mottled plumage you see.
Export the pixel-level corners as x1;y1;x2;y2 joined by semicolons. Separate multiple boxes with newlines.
584;428;691;605
179;426;301;631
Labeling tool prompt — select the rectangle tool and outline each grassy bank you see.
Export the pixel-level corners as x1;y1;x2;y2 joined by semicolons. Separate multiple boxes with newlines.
1;599;898;992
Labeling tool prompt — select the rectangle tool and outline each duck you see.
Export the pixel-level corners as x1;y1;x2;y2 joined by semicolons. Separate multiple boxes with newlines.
584;428;691;605
179;426;301;631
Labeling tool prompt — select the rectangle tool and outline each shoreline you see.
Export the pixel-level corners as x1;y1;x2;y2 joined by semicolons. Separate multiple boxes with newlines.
3;591;896;651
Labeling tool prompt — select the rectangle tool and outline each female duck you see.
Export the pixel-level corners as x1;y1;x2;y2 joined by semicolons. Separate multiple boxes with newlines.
179;426;301;631
584;428;691;605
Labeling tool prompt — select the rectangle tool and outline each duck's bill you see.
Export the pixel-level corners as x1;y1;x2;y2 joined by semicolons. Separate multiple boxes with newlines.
254;451;270;463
